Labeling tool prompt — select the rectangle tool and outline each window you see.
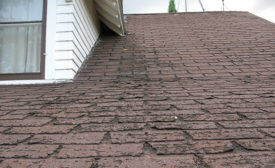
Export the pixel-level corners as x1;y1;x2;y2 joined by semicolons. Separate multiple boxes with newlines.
0;0;46;80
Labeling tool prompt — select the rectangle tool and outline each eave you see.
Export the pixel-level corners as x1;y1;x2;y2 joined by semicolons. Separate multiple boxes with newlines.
94;0;126;36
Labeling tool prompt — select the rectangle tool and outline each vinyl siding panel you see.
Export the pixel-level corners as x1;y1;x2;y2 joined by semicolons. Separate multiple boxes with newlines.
55;0;100;80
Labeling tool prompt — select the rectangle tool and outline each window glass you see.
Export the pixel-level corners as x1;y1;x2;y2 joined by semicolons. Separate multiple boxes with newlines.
0;0;43;22
0;0;43;74
0;23;42;73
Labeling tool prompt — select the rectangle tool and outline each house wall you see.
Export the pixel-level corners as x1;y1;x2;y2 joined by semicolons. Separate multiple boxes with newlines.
53;0;100;80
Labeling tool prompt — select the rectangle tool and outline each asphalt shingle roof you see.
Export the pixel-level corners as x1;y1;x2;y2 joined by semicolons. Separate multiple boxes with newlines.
0;12;275;167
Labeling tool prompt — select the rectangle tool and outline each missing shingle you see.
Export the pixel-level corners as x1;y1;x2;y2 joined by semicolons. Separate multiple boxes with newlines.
101;132;112;144
111;116;119;123
194;154;211;168
142;142;157;155
215;122;226;129
90;163;99;168
258;129;275;138
236;112;249;120
232;141;249;152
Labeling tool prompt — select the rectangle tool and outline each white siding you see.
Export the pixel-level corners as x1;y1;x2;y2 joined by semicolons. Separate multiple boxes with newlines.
55;0;100;80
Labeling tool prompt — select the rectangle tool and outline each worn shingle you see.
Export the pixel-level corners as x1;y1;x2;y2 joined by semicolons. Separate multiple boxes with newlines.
0;12;275;167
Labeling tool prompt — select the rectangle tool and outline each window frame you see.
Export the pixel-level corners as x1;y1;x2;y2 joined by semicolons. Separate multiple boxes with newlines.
0;0;47;80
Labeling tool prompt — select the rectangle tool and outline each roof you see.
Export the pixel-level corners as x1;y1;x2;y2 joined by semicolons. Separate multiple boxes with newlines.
0;12;275;167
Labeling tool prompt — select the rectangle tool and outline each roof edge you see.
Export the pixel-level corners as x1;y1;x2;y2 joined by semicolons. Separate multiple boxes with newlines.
124;11;250;15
